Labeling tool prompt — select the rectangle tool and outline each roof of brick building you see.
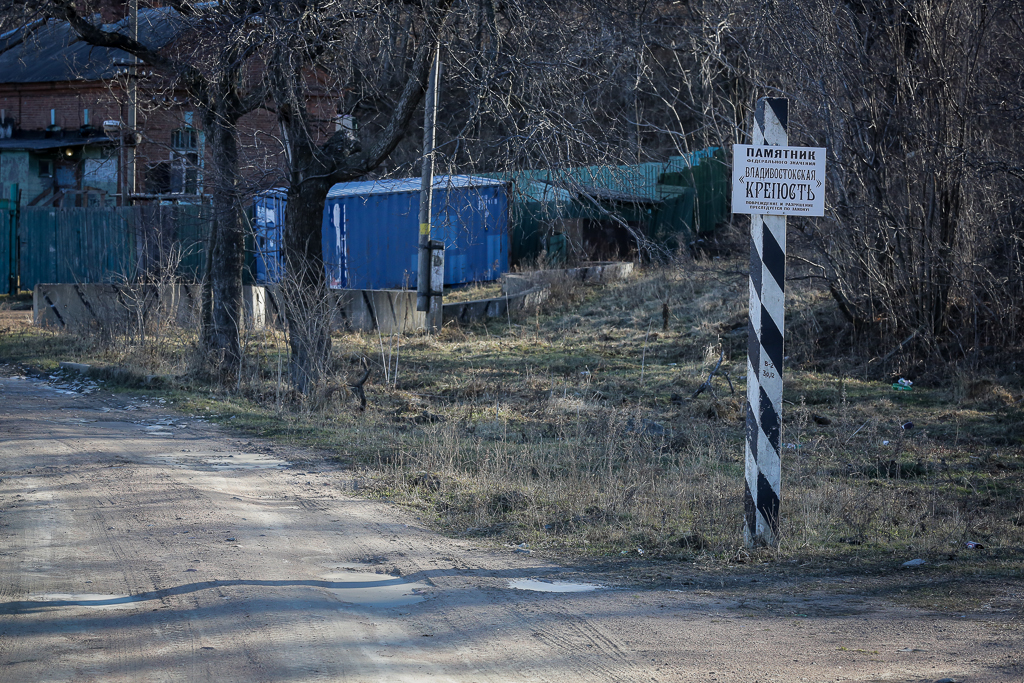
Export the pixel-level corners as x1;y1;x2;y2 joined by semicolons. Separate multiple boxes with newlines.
0;8;182;84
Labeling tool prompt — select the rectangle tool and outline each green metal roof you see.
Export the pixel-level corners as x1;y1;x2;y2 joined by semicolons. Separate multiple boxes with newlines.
483;148;720;203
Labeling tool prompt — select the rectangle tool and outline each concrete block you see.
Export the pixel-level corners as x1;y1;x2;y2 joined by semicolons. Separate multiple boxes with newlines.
59;361;91;373
243;286;266;331
33;283;264;332
332;289;424;334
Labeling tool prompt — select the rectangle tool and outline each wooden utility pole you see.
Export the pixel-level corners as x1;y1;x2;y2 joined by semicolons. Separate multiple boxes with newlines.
126;0;138;204
417;46;443;331
3;184;19;295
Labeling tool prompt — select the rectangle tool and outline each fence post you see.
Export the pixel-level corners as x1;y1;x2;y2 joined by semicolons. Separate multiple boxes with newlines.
744;97;788;548
4;184;18;295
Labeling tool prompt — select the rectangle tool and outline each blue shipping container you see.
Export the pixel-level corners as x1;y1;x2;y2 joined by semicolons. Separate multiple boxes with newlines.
324;175;509;290
321;195;346;288
252;189;344;286
252;189;286;283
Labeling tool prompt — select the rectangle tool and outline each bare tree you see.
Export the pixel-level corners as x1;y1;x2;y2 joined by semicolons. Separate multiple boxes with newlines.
777;0;1022;364
265;0;692;392
50;0;268;373
255;0;454;393
653;0;1024;367
29;0;1016;385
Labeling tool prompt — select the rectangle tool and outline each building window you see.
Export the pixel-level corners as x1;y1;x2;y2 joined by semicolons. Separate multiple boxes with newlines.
147;127;200;195
171;127;198;151
38;159;53;177
169;152;198;194
170;126;199;194
146;161;170;194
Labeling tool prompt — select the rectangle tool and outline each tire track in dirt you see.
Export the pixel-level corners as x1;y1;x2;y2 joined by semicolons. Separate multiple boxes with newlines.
80;463;209;683
0;402;306;681
0;464;111;678
18;455;189;681
107;451;410;681
318;501;651;682
103;464;304;681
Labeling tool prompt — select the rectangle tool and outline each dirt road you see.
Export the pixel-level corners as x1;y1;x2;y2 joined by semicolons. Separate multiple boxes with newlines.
0;373;1020;682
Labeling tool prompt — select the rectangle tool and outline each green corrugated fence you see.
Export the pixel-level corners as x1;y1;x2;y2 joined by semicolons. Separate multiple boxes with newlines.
657;148;729;234
20;207;136;289
14;203;216;290
649;187;696;249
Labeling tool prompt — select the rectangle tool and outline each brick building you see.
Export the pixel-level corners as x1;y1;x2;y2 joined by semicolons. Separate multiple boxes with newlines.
0;7;286;208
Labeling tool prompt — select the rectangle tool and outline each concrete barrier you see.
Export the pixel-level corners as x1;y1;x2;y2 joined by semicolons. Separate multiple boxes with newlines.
33;262;633;334
33;283;265;332
442;281;551;326
501;274;541;296
332;289;424;334
537;261;635;284
441;261;632;326
259;287;423;334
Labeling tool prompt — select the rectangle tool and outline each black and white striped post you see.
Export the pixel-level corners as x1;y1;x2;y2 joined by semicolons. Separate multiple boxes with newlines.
744;97;788;547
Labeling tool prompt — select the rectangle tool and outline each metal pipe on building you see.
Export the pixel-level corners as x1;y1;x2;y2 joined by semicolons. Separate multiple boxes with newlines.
126;0;138;203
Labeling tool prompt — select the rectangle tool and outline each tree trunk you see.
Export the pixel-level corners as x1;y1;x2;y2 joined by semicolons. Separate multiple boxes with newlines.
200;218;216;351
270;1;445;394
283;174;333;395
204;108;245;372
54;0;262;378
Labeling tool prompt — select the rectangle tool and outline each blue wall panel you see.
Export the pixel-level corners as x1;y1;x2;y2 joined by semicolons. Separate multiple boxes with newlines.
339;190;419;290
322;198;346;287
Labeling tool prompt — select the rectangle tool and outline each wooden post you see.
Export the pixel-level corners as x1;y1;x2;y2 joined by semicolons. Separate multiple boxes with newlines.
4;184;19;295
744;97;788;548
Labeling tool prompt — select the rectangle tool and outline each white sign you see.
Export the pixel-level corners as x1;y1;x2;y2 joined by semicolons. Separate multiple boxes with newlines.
732;144;826;217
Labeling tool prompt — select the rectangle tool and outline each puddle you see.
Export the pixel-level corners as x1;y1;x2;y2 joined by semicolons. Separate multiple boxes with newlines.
321;568;427;607
200;452;289;470
24;573;426;612
29;593;144;610
167;451;289;471
509;579;604;593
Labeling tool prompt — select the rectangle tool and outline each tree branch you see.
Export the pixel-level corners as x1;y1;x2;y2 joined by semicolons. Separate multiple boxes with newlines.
53;0;176;73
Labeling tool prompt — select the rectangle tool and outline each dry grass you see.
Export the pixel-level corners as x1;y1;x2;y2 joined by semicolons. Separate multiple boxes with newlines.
442;281;504;303
0;294;32;334
0;309;31;333
3;257;1023;570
